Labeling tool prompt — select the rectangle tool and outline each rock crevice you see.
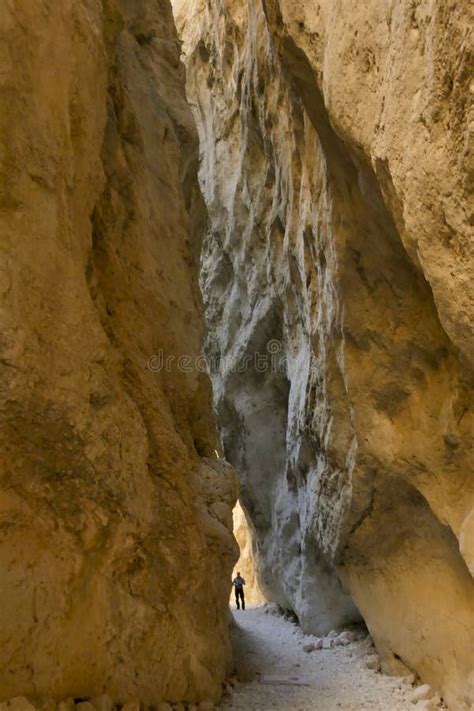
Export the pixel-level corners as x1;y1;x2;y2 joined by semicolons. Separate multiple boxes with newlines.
174;0;474;708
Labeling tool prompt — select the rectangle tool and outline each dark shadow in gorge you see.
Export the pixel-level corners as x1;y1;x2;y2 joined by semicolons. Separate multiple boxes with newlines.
182;2;473;701
262;0;474;693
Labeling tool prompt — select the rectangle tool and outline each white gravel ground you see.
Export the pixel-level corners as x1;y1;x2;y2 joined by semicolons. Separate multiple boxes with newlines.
221;606;431;711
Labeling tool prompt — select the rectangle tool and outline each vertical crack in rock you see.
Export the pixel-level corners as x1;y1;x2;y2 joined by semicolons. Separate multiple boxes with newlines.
175;0;474;708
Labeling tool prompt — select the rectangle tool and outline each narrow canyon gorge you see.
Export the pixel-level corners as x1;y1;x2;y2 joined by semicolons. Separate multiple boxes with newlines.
0;1;473;711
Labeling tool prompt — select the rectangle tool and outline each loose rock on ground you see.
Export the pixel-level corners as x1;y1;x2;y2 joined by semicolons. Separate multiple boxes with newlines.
221;606;447;710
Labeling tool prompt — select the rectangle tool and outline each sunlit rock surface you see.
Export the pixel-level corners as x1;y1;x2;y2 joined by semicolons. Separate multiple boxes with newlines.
0;0;238;704
232;502;267;606
174;0;474;708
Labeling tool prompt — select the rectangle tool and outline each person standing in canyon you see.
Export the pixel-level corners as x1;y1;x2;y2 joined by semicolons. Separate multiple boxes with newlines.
233;572;246;610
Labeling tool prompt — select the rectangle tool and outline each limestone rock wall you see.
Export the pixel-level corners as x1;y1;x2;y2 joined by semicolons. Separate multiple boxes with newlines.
174;1;474;708
232;502;267;606
0;0;238;705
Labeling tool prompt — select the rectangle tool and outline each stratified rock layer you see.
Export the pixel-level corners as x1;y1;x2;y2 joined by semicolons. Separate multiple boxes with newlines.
174;1;474;708
0;0;238;704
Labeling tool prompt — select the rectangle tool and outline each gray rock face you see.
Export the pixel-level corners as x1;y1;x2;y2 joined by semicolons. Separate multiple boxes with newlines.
174;0;362;635
174;0;474;708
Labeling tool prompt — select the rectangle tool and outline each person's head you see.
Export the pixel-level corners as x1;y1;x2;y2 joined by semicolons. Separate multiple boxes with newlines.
237;572;241;576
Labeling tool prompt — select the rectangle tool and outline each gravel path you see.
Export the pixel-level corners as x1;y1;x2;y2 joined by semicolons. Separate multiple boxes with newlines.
221;606;421;711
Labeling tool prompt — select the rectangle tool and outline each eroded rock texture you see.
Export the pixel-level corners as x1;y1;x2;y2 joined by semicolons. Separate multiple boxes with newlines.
174;0;474;707
0;0;238;704
232;501;267;605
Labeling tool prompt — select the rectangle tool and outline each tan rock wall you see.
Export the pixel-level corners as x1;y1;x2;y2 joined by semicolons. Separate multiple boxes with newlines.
175;1;474;708
277;0;474;365
0;0;238;704
232;502;267;606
